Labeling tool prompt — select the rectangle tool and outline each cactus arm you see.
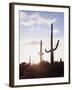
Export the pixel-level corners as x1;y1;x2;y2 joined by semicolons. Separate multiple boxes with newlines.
45;40;59;53
54;40;59;50
45;48;51;53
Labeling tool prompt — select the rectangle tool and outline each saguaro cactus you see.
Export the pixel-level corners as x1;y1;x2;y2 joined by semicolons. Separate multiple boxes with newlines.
29;56;31;64
45;23;59;63
39;40;44;61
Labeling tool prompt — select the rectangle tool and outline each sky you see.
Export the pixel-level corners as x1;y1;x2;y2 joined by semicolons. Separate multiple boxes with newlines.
19;10;64;64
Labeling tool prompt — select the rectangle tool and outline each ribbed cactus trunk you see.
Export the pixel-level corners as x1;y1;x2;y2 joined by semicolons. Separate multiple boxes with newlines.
51;24;54;63
39;40;44;62
29;56;31;64
40;40;42;61
45;23;59;64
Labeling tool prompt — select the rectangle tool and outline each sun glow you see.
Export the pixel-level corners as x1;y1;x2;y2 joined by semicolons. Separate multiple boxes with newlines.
20;45;42;64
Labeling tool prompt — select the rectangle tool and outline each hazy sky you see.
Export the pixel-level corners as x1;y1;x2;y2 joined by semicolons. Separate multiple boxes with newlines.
19;10;64;64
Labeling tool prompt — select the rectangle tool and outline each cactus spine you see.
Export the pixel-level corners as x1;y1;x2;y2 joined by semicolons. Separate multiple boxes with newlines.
45;23;59;63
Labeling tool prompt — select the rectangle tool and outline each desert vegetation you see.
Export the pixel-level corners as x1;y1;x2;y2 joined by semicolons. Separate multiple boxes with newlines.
19;60;64;79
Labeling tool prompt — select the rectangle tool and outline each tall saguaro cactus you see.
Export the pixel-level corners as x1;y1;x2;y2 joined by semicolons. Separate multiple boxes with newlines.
45;23;59;63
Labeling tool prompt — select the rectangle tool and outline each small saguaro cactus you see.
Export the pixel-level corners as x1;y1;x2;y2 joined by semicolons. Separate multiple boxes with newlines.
29;56;31;64
39;40;44;62
45;23;59;64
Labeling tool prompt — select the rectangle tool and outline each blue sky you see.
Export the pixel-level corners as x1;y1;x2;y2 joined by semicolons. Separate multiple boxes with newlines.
19;10;64;64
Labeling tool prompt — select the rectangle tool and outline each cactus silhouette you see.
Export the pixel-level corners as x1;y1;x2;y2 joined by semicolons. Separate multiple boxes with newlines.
45;23;59;63
39;40;44;61
29;56;31;64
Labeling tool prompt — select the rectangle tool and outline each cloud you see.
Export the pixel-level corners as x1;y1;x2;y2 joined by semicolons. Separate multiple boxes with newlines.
21;20;35;27
29;12;40;19
25;41;40;46
20;12;27;21
53;28;61;34
20;11;56;27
